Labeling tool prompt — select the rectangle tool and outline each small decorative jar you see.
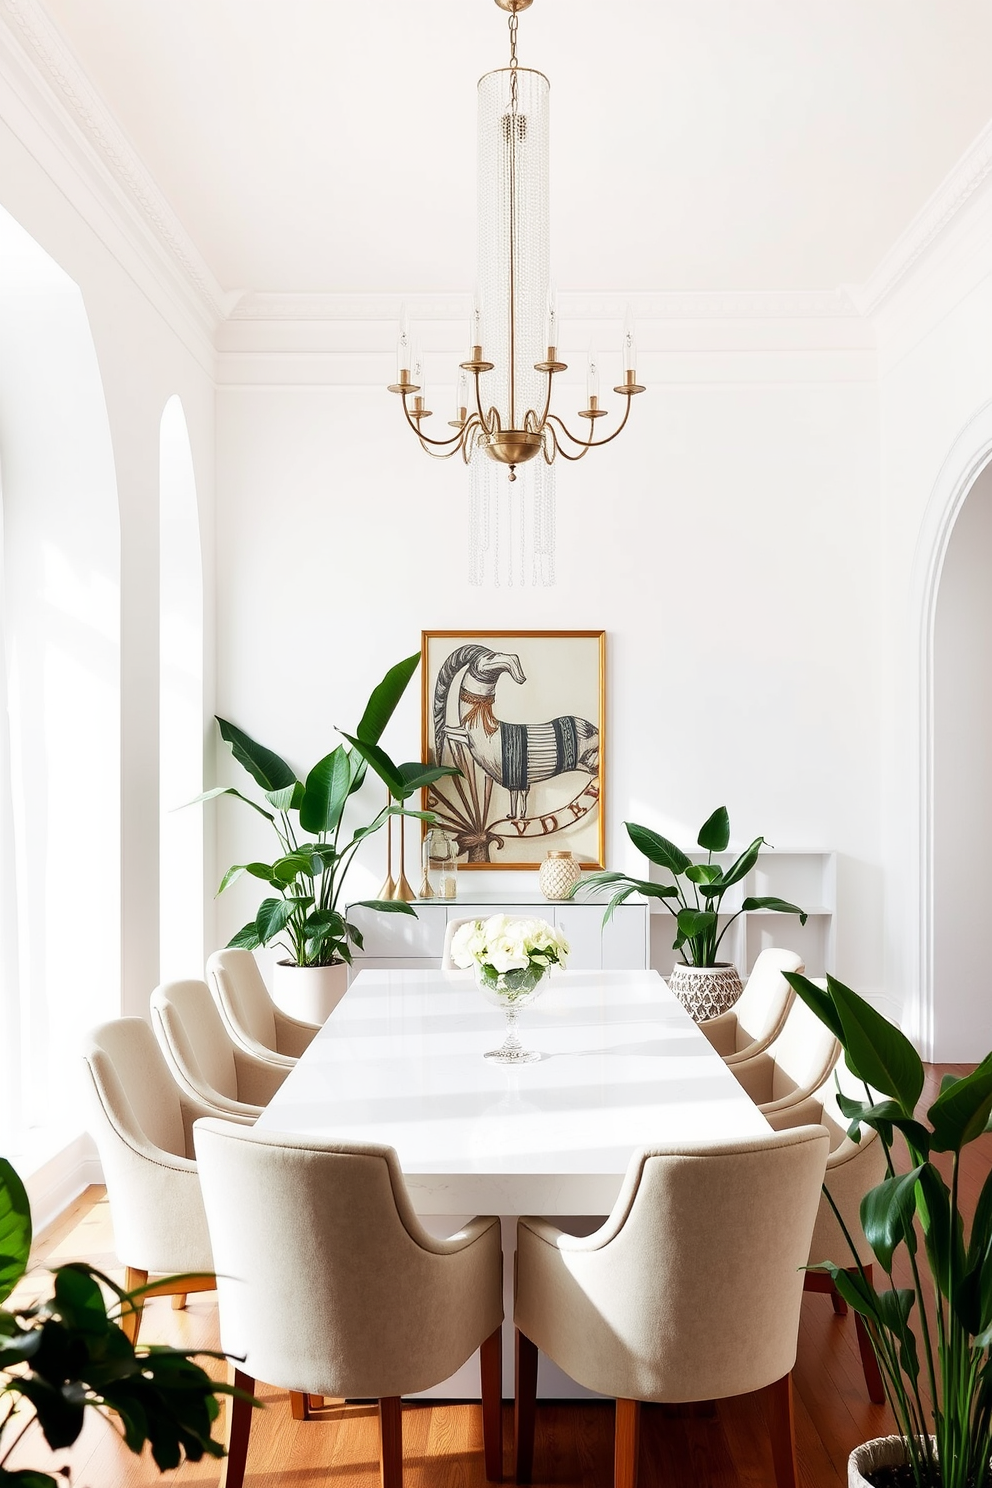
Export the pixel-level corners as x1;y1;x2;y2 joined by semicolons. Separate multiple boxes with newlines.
421;827;459;900
539;850;582;901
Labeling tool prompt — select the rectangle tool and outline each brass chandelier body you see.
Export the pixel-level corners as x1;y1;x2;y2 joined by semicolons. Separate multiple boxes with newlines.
388;0;644;481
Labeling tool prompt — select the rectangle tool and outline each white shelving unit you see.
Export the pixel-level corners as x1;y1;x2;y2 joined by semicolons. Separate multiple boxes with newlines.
348;893;649;973
644;850;836;978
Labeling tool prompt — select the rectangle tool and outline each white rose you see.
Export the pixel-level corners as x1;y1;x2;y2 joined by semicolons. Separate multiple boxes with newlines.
450;918;486;968
487;932;531;974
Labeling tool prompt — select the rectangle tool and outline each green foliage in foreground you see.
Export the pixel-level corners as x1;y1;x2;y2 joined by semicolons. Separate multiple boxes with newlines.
0;1158;246;1486
785;972;992;1488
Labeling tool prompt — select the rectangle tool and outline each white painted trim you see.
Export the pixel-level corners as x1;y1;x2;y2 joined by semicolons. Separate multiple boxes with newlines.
230;288;862;323
907;401;992;1058
0;0;235;342
22;1131;101;1236
856;119;992;319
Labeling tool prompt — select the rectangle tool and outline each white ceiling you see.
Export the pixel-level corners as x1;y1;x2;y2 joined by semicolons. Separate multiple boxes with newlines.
38;0;992;298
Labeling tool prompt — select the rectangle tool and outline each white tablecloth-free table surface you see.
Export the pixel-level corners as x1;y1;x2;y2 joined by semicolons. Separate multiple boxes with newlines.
257;967;768;1214
256;967;768;1397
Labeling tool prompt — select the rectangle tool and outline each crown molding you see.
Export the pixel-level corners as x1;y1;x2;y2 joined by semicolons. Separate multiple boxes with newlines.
0;0;237;334
854;118;992;320
230;288;863;322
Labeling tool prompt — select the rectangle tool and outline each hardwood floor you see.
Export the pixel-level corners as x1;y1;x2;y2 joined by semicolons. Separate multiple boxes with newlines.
7;1062;986;1488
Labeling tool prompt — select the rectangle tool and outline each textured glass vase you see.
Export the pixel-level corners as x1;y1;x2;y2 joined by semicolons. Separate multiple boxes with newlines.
475;960;548;1063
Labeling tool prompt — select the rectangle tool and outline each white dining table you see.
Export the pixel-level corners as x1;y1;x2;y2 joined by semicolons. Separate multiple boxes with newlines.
257;966;769;1398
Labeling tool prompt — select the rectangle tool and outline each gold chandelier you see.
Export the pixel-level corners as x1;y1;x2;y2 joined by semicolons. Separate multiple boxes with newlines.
388;0;644;484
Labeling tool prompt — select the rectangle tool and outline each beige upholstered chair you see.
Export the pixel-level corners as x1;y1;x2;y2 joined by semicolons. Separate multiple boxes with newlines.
698;948;802;1064
514;1125;830;1488
728;992;841;1118
80;1017;238;1341
193;1120;505;1487
766;1063;887;1402
150;979;288;1120
441;916;479;970
206;948;319;1068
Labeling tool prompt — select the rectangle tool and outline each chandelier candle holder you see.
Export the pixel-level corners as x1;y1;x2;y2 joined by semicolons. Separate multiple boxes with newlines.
387;0;644;487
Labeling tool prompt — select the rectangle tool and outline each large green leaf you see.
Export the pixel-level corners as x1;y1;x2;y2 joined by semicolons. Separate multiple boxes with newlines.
625;822;691;876
227;920;262;950
914;1164;963;1299
0;1159;31;1303
718;836;765;890
835;1094;930;1156
53;1263;110;1335
928;1053;992;1153
696;806;730;852
964;1162;992;1334
676;908;717;941
216;718;296;792
254;896;310;943
784;971;845;1041
397;761;462;791
299;747;352;834
264;781;304;813
685;863;723;885
217;861;276;894
338;731;405;797
874;1287;920;1385
828;975;924;1113
740;896;808;925
350;899;418;916
355;651;420;744
861;1167;925;1271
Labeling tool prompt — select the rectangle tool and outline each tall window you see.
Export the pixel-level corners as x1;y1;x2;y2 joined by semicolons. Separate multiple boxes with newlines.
159;396;204;982
0;205;120;1156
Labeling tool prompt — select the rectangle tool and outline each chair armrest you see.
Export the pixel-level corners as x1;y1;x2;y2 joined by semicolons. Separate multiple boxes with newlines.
697;1011;739;1058
231;1046;290;1106
764;1095;825;1132
273;1008;320;1058
728;1050;775;1105
179;1094;255;1155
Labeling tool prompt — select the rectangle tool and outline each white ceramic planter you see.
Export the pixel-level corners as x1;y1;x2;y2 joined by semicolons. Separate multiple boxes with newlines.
849;1435;931;1488
271;960;349;1023
667;962;744;1022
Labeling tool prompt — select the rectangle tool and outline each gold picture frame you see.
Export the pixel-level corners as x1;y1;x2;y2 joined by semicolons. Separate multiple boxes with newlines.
421;629;606;870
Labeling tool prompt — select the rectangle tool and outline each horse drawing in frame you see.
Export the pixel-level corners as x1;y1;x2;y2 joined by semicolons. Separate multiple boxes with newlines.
432;643;600;825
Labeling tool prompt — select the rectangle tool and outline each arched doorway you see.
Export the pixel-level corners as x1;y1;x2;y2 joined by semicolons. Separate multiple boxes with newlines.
931;460;992;1058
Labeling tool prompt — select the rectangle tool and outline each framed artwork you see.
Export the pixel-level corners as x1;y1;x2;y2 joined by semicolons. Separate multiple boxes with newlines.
421;630;606;870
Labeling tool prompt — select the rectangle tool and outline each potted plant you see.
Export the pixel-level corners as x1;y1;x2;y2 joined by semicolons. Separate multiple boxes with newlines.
571;805;807;1019
0;1156;244;1485
198;652;457;1021
782;971;992;1488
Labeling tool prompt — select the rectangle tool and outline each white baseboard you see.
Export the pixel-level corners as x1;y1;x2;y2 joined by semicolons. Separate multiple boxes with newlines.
23;1132;102;1236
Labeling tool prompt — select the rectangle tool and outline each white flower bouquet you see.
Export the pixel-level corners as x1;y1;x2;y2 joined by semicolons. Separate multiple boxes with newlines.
450;914;570;1000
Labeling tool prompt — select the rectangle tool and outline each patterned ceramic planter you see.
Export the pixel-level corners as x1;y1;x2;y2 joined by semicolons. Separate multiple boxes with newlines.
667;962;744;1022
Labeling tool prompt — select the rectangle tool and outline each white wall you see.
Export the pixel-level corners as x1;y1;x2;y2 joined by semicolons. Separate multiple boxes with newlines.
933;463;992;1057
872;159;992;1057
213;308;885;995
0;102;218;1024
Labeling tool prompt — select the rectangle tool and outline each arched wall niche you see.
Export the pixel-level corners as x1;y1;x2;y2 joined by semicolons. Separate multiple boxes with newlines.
0;202;120;1150
910;400;992;1061
159;394;205;981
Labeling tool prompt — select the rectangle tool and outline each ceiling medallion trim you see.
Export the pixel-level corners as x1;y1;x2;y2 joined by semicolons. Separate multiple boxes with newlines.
0;0;236;325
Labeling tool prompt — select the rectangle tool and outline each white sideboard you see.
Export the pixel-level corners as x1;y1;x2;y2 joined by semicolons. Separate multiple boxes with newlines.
348;894;649;973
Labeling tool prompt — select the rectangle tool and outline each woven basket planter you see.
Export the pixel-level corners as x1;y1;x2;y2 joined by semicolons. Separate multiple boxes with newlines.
667;962;744;1022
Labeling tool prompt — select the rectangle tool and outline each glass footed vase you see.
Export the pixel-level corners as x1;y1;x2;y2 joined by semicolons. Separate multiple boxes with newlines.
474;962;549;1064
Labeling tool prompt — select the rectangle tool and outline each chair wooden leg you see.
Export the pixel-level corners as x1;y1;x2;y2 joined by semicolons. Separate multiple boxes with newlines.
378;1397;403;1488
121;1266;147;1344
480;1324;503;1481
831;1285;848;1316
290;1391;308;1420
171;1292;187;1310
761;1373;798;1488
854;1313;886;1404
513;1329;538;1484
218;1368;254;1488
614;1399;641;1488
